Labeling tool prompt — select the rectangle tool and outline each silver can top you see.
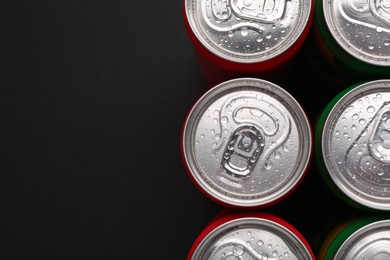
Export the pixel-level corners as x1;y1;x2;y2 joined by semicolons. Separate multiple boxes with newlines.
191;217;313;259
322;79;390;210
182;78;312;207
335;219;390;259
185;0;312;63
323;0;390;67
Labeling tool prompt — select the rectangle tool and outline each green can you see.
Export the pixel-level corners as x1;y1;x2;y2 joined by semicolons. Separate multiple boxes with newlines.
315;79;390;211
312;0;390;82
318;216;390;259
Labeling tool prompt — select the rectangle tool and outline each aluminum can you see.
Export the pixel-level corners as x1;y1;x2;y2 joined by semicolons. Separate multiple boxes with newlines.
183;0;314;87
181;78;312;208
312;0;390;82
315;79;390;211
187;211;315;259
318;216;390;259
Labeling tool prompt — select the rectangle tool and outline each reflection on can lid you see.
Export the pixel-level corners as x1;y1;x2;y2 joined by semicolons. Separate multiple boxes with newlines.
335;219;390;259
322;79;390;210
323;0;390;67
191;216;314;259
184;0;312;63
182;78;312;208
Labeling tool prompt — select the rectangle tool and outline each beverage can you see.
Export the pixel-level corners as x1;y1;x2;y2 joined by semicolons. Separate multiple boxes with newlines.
315;79;390;211
318;216;390;259
183;0;314;86
182;78;312;208
188;210;316;259
312;0;390;81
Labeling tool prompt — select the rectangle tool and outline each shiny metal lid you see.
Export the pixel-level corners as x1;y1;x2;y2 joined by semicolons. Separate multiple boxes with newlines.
185;0;312;63
323;0;390;67
322;79;390;210
182;78;312;207
335;219;390;259
191;217;313;259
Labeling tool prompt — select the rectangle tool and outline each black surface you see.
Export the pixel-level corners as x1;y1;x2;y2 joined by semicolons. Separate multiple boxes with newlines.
0;1;376;259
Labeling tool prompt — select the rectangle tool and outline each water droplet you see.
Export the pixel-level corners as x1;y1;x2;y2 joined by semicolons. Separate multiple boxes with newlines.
274;152;281;159
233;246;244;255
352;124;357;130
367;106;375;113
359;119;367;125
376;26;384;32
201;134;205;138
266;33;272;39
258;240;264;246
384;40;390;47
368;44;375;50
241;27;249;37
265;161;273;170
352;113;359;120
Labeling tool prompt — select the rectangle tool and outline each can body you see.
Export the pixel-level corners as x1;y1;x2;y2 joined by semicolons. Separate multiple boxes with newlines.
182;78;312;209
188;210;315;259
318;216;390;259
315;79;390;211
183;0;314;87
312;0;390;83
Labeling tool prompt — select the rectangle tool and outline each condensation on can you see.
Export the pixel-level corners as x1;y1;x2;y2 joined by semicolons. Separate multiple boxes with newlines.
187;211;315;260
183;0;314;87
312;0;390;81
318;216;390;259
316;79;390;211
181;78;312;209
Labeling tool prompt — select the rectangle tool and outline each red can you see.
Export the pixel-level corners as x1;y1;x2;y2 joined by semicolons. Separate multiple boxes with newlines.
183;0;314;87
187;210;316;259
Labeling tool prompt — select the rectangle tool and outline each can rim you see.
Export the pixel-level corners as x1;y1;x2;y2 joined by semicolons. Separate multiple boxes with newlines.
321;79;390;210
182;78;312;208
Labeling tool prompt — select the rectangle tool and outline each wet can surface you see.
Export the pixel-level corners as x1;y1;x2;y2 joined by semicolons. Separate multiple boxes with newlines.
318;217;390;259
183;0;314;86
312;0;390;82
187;211;315;260
315;79;390;211
182;78;312;208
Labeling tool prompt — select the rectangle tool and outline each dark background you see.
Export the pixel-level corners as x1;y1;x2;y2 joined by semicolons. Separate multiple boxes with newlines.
0;1;376;259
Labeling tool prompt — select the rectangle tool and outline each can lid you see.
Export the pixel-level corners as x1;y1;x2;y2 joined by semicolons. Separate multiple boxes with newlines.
323;0;390;67
191;217;313;259
184;0;312;63
182;78;312;208
322;79;390;210
335;219;390;259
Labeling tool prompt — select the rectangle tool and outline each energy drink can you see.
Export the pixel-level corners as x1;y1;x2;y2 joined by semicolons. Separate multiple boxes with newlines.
315;79;390;211
187;211;315;259
182;78;312;208
183;0;314;87
312;0;390;83
318;216;390;259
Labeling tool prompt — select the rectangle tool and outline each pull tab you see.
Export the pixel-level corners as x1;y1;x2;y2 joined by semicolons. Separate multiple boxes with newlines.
369;103;390;164
231;0;287;23
222;125;264;179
